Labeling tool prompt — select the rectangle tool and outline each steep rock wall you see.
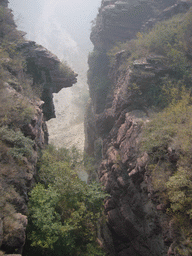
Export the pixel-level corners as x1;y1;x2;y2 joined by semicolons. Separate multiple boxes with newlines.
85;0;191;255
0;2;77;254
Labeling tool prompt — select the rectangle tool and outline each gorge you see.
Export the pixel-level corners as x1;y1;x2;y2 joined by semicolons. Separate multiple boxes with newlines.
1;0;192;255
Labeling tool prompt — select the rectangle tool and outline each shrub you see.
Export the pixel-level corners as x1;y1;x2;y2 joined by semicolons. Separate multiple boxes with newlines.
166;166;192;255
166;167;192;216
28;184;61;249
0;5;25;82
0;126;34;160
0;88;35;127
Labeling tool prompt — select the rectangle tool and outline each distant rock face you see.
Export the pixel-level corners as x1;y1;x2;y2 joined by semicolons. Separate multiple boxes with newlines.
86;0;190;255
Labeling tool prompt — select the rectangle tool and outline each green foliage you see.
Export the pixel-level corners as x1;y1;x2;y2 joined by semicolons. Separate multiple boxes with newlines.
166;167;192;216
26;145;107;256
134;12;192;248
149;162;173;194
0;126;34;160
0;88;35;127
141;15;183;55
28;184;61;249
107;41;132;68
142;85;192;156
107;11;192;113
108;12;192;76
141;86;192;253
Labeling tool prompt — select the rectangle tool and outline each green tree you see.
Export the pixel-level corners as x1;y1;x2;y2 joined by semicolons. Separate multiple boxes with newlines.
25;146;107;256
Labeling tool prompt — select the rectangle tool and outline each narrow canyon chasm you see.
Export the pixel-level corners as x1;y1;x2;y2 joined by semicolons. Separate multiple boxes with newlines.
1;0;192;256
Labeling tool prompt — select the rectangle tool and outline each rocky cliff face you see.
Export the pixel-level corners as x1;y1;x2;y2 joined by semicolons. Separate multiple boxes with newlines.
91;0;177;50
85;0;192;255
0;2;77;254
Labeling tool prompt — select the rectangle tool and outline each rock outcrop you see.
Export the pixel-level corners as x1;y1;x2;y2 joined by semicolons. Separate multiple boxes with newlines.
86;0;192;255
19;41;77;120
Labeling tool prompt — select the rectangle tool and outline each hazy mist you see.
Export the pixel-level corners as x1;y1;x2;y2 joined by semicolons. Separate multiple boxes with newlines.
9;0;101;152
9;0;101;71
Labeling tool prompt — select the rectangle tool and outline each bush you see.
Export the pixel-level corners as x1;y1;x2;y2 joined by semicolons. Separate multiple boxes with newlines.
0;88;35;128
0;126;34;160
166;167;192;216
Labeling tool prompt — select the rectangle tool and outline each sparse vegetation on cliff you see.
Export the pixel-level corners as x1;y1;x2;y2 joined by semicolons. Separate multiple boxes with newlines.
0;2;80;255
108;11;191;67
86;1;192;255
0;5;38;254
137;8;192;255
141;89;192;254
